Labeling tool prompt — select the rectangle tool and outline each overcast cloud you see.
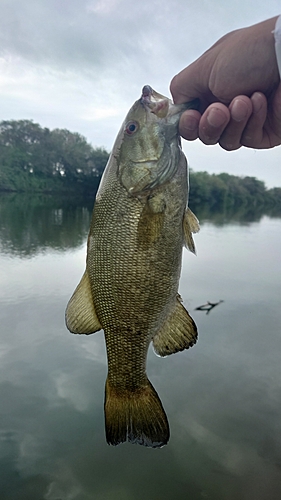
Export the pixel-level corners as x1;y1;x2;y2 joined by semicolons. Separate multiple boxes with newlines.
0;0;280;187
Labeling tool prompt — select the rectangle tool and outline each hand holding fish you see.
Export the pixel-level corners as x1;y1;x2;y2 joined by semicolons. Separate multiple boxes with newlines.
170;16;281;150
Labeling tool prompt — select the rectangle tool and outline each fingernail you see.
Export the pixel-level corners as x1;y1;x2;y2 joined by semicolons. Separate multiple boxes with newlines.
184;116;198;131
251;92;263;114
231;99;248;122
206;108;228;128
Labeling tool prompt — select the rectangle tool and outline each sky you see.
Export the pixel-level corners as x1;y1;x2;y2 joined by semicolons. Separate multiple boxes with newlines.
0;0;280;188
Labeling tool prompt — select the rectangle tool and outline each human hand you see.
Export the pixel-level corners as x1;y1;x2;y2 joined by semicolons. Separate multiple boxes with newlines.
170;17;281;150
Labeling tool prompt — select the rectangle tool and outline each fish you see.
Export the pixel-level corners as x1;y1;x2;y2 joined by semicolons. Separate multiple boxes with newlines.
65;85;199;448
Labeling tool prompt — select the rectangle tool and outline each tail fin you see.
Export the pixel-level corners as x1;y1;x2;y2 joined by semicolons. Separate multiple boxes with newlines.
104;378;169;448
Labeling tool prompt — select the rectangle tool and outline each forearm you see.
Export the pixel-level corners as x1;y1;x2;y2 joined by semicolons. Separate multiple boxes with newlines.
274;15;281;77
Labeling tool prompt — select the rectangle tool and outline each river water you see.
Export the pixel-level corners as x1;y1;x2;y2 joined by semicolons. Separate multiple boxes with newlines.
0;193;281;500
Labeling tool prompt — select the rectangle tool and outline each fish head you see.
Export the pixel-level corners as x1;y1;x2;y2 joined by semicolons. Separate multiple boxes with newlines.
117;85;198;196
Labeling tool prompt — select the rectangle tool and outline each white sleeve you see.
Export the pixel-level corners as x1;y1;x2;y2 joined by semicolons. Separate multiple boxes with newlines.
274;15;281;77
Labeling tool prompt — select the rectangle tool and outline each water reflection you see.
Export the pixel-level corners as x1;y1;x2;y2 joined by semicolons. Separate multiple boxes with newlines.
192;199;281;226
0;193;94;256
1;192;281;257
1;194;281;499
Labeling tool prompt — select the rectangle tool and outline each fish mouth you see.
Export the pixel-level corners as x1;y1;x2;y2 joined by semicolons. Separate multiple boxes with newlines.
141;85;154;100
141;85;165;103
140;86;170;118
141;85;200;117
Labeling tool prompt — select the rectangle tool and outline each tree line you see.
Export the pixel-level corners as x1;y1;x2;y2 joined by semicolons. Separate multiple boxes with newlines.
188;170;281;215
0;119;280;214
0;119;108;194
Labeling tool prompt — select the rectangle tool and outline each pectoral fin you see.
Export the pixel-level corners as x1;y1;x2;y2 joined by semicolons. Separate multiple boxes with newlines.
153;295;198;357
183;207;200;254
65;271;102;335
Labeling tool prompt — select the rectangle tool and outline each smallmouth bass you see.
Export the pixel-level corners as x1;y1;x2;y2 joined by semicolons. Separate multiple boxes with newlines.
65;86;199;448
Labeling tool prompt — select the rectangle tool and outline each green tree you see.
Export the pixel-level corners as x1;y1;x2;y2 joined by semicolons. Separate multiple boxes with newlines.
0;120;109;193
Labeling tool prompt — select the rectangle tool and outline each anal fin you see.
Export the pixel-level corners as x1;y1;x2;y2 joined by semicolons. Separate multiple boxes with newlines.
65;270;102;335
153;295;198;357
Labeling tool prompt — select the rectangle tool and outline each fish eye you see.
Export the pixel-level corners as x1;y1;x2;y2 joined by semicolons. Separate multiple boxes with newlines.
125;121;139;135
